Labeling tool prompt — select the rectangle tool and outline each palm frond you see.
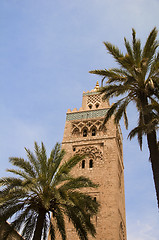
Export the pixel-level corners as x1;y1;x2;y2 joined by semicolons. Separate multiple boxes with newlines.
0;202;25;221
59;176;98;192
21;211;37;240
10;206;31;232
25;148;40;176
42;213;50;240
100;84;128;101
34;141;42;164
149;98;159;113
104;42;127;68
142;27;158;60
65;205;88;240
102;97;128;126
127;114;158;149
40;142;47;177
109;68;129;77
49;219;55;240
34;142;48;178
48;146;66;185
9;157;36;178
6;169;33;183
132;28;142;65
123;109;128;129
89;69;115;77
128;126;141;140
148;52;159;78
54;205;66;240
0;176;23;187
55;155;85;181
102;102;118;126
124;37;134;59
67;191;99;216
50;143;62;161
114;99;130;128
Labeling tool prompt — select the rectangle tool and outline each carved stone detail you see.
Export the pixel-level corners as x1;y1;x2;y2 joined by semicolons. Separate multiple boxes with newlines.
71;119;106;135
66;109;108;121
76;146;103;160
87;94;101;105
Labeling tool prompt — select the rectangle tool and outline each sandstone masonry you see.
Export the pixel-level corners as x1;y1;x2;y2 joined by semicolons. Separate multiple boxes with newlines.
62;82;127;240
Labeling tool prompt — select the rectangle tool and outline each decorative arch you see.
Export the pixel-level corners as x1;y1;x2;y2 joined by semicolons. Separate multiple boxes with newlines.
95;102;100;108
88;104;93;109
72;127;80;136
76;146;103;161
72;120;106;132
91;125;97;136
82;127;88;137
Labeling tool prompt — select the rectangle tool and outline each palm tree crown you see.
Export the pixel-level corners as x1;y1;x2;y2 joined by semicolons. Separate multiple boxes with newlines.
0;142;99;240
90;28;159;208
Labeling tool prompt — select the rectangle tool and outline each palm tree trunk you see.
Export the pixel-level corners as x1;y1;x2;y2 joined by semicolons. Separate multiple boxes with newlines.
142;97;159;208
33;209;46;240
146;130;159;208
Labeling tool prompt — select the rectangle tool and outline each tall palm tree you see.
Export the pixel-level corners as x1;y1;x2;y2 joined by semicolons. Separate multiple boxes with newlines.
0;142;99;240
90;28;159;208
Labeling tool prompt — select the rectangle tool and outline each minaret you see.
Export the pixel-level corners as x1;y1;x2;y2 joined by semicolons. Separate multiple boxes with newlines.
62;82;127;240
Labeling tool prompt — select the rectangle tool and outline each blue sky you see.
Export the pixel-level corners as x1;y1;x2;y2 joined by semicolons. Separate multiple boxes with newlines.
0;0;159;239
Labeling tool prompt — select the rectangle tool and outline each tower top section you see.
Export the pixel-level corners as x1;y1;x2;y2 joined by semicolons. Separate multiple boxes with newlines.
66;82;110;121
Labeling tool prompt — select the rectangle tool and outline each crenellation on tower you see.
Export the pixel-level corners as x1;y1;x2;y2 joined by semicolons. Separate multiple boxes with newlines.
61;82;127;240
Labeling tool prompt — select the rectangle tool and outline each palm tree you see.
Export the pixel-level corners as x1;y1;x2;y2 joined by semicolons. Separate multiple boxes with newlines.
90;28;159;208
0;142;99;240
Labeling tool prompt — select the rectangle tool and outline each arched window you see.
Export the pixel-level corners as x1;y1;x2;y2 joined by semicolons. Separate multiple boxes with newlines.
72;128;80;136
89;104;92;109
92;127;96;136
83;128;88;137
96;103;99;108
89;159;93;168
82;160;85;169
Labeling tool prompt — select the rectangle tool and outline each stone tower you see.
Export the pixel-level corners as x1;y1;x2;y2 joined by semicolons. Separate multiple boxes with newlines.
62;82;127;240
